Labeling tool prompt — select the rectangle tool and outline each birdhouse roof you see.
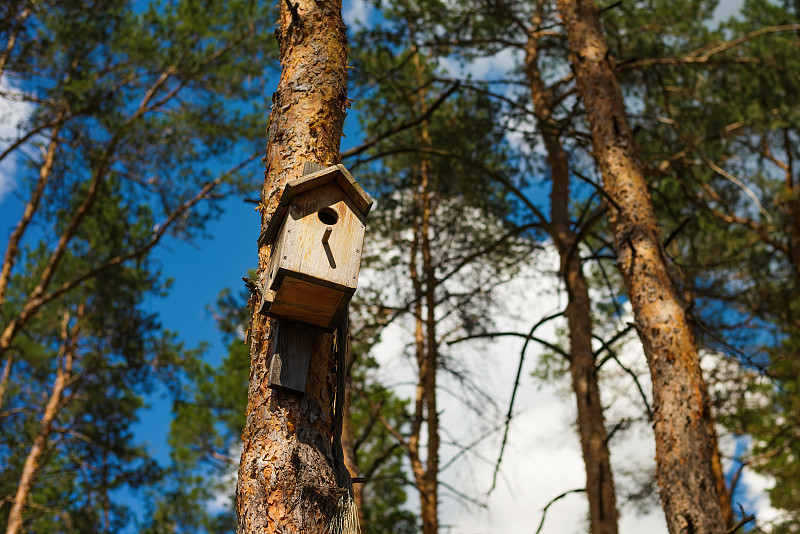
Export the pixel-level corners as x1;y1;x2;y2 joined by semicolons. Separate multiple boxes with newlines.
258;164;373;247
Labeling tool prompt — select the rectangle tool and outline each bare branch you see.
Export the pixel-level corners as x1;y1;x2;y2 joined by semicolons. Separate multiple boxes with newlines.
620;24;800;70
726;511;756;534
0;153;258;366
534;488;586;534
352;145;553;234
341;83;460;159
439;480;487;509
486;311;566;494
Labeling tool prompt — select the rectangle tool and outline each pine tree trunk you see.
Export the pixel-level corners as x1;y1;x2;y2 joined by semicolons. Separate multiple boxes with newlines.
235;1;348;532
0;120;60;310
406;159;439;534
404;50;440;532
564;255;619;534
0;7;30;85
420;174;439;534
6;311;75;534
524;14;619;533
556;1;726;532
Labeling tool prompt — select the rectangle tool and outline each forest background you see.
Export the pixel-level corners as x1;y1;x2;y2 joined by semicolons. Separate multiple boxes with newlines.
1;0;798;533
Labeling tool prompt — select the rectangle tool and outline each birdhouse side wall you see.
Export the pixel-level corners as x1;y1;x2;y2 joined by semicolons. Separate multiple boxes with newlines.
266;181;365;293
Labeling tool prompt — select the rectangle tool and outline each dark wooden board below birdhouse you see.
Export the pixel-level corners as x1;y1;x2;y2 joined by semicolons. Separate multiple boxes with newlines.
268;321;313;394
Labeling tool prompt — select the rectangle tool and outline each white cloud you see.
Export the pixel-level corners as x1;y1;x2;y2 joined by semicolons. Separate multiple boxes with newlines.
439;46;523;84
0;83;34;204
367;244;778;533
712;0;745;25
343;0;372;29
207;443;242;514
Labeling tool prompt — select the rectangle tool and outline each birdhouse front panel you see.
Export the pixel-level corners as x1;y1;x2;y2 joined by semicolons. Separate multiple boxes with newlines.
259;165;370;330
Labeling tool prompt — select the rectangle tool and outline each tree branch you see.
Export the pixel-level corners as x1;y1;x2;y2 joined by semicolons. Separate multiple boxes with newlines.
619;24;800;70
535;488;586;534
485;311;566;494
341;83;460;159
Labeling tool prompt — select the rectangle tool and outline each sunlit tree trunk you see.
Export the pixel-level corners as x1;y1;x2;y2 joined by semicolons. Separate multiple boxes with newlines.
524;10;619;533
6;310;77;534
0;122;61;409
0;5;30;84
235;0;349;532
399;48;440;534
0;120;60;311
557;1;727;532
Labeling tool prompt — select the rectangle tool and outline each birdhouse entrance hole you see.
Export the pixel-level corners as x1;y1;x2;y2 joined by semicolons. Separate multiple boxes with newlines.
258;163;373;331
318;207;338;225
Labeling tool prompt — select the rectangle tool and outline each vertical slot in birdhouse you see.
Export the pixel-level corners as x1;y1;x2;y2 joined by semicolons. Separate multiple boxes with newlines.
258;163;372;331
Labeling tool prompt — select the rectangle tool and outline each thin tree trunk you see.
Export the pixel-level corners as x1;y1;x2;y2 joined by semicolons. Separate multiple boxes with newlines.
0;122;62;410
407;180;430;531
557;1;727;532
235;1;348;532
0;56;181;367
564;255;619;534
524;12;619;533
420;162;439;534
0;135;109;405
0;120;62;309
401;47;440;532
6;310;76;534
0;6;30;85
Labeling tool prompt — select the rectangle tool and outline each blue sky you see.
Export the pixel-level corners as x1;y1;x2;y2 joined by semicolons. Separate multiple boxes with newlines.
1;0;778;531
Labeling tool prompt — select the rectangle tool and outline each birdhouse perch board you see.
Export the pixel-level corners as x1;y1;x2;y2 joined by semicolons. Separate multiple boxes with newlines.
258;163;373;331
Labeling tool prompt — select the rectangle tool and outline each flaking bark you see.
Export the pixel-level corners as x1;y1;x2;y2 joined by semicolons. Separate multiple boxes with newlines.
557;1;727;532
235;1;349;532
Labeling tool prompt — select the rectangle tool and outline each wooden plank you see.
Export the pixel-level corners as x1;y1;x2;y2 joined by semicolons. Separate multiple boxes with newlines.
268;321;313;394
259;163;373;247
265;181;365;292
334;164;373;215
265;276;344;328
303;161;327;175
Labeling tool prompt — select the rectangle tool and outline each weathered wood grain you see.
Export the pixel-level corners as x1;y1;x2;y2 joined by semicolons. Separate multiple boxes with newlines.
263;276;346;328
303;161;327;175
259;172;366;328
258;164;372;247
266;181;364;289
267;321;313;395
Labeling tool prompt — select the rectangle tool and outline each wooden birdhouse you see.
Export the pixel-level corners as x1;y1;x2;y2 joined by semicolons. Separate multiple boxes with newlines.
258;162;373;331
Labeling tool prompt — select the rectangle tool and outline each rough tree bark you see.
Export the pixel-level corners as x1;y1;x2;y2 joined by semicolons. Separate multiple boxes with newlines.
235;1;349;532
557;1;727;532
524;10;619;534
